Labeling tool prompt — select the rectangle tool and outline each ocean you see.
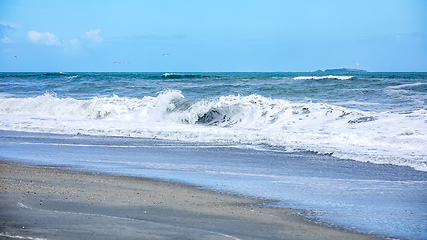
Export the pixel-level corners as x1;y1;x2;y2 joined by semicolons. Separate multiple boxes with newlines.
1;72;426;239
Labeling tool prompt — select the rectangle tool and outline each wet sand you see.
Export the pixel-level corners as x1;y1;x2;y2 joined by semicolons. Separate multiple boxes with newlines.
0;161;382;240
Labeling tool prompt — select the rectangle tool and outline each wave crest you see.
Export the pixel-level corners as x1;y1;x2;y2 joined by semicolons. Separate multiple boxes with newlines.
0;90;184;121
294;75;354;80
161;73;208;79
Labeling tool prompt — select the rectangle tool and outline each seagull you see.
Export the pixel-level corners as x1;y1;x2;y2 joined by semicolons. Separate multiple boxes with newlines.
123;61;129;64
162;53;169;56
113;62;120;64
14;56;18;58
353;60;359;66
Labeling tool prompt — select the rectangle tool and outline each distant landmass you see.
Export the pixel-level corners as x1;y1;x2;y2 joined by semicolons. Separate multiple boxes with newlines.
315;68;367;73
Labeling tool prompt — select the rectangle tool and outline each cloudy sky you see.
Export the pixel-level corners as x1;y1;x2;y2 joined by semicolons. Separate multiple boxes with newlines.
1;0;426;72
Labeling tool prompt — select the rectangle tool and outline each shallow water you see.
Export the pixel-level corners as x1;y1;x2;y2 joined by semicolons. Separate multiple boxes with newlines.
1;130;426;239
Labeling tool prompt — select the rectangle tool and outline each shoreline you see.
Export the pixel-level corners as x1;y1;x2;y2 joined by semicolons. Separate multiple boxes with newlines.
0;160;384;240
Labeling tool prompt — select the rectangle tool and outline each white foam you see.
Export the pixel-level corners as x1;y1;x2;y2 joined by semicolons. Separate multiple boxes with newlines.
0;92;14;99
162;73;176;77
388;82;426;89
1;91;426;171
294;75;354;80
0;232;46;240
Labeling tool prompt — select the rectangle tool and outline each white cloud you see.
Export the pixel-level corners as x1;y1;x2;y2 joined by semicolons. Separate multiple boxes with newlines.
0;21;21;29
1;36;12;43
1;23;16;43
27;30;62;46
26;29;103;49
83;29;103;43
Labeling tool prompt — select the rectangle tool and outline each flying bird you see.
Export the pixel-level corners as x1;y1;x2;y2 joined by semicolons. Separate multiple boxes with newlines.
353;60;359;66
162;53;169;56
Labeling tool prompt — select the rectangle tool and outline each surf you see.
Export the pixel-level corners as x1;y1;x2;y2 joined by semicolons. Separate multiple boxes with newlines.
1;90;426;171
293;75;354;80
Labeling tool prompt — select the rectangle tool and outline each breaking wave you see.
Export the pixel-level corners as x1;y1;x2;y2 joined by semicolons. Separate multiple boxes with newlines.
161;73;209;79
1;90;426;171
293;75;354;80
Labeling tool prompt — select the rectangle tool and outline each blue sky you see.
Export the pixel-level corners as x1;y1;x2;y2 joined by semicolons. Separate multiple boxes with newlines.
1;0;426;72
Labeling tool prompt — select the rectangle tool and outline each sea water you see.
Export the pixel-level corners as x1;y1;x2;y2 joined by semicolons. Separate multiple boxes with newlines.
0;72;426;239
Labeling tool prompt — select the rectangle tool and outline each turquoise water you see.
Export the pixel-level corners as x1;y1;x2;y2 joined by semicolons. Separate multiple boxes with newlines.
1;72;426;239
2;72;427;113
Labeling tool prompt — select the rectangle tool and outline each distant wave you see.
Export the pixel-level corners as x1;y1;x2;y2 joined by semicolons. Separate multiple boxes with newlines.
335;101;380;106
0;90;426;171
161;73;209;79
387;82;427;90
294;75;354;80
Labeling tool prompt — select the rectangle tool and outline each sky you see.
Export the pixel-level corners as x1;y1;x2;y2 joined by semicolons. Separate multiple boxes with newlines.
0;0;426;72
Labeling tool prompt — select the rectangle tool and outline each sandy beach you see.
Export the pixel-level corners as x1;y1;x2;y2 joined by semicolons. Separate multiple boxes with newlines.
0;161;382;240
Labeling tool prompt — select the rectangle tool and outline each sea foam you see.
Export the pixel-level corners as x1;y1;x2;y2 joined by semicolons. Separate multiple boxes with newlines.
0;90;426;171
293;75;354;80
